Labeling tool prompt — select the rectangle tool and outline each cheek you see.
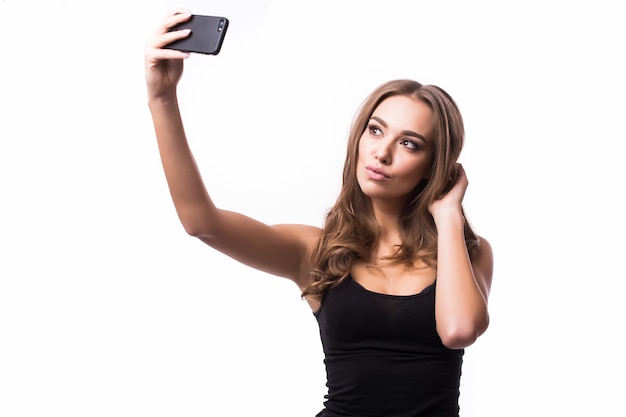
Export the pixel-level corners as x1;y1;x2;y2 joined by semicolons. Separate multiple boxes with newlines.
357;136;367;155
399;158;431;185
413;161;431;178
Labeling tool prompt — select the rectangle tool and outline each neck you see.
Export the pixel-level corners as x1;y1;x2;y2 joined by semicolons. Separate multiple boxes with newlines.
370;198;404;258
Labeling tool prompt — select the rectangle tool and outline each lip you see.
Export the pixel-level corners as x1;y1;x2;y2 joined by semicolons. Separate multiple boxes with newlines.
365;165;390;181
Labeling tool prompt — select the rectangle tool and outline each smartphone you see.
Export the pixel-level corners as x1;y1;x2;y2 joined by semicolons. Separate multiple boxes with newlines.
164;14;229;55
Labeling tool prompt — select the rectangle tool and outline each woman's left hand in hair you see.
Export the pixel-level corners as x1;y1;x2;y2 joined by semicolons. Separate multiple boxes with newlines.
428;163;468;222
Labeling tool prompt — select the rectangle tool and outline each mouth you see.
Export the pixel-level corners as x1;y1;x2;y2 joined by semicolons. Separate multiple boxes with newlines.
365;165;390;181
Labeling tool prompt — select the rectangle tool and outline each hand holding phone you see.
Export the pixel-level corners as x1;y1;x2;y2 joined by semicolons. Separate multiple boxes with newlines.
164;14;229;55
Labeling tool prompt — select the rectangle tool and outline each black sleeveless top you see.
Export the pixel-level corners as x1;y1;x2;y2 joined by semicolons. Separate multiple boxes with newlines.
314;276;463;417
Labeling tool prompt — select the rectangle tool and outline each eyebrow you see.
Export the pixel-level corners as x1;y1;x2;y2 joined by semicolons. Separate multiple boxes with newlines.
370;116;427;142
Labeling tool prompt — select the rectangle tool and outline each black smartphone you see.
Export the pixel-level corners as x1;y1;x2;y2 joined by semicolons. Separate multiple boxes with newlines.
164;14;229;55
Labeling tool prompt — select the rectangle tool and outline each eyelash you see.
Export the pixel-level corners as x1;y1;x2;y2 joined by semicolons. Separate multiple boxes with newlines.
367;124;382;135
368;124;420;151
400;139;419;150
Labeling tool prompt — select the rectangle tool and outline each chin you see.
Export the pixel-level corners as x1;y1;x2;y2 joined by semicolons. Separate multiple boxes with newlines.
360;186;401;202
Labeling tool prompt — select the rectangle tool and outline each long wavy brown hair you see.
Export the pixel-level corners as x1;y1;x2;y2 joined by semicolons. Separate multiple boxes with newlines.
301;79;480;299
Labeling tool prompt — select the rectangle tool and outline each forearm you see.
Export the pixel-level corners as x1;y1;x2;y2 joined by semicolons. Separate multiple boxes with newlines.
149;94;218;236
434;210;489;348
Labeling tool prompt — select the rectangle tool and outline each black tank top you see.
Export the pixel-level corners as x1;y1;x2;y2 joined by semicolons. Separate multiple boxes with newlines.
314;276;463;417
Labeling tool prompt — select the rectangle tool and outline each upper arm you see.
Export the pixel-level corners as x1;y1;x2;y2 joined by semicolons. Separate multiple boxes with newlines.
472;235;494;304
196;209;321;288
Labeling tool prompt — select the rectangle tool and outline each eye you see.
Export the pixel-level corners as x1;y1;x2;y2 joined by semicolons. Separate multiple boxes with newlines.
367;124;383;136
400;139;419;150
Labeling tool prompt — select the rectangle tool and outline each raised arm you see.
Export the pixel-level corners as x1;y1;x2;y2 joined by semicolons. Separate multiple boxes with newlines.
429;164;494;349
144;10;320;287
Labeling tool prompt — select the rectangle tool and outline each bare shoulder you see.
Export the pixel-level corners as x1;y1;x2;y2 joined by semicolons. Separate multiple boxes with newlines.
473;234;494;299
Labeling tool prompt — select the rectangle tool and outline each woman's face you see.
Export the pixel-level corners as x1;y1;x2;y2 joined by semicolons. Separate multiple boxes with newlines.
356;95;435;207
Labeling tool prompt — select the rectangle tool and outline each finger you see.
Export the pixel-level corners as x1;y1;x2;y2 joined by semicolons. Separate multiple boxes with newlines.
456;163;467;180
163;7;192;20
153;28;191;49
162;8;192;31
454;164;469;189
148;12;192;52
149;9;191;40
447;164;459;183
146;47;190;63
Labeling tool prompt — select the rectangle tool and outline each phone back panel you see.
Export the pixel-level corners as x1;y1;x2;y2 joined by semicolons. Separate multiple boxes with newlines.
165;15;229;55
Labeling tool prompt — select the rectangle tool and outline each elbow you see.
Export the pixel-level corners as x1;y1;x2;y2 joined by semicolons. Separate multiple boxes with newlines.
183;223;217;241
439;329;478;350
177;208;221;240
437;314;490;350
182;223;205;238
180;219;220;242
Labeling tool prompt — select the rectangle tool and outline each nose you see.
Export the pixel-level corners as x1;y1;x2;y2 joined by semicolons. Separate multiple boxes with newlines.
375;140;393;165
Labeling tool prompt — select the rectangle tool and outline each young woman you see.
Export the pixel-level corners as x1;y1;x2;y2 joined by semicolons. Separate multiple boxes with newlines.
145;9;493;417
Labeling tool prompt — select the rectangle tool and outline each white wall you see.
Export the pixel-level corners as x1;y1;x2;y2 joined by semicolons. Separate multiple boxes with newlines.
1;0;624;416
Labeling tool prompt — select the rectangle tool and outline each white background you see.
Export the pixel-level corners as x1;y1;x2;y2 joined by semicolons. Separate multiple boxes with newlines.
1;0;625;416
